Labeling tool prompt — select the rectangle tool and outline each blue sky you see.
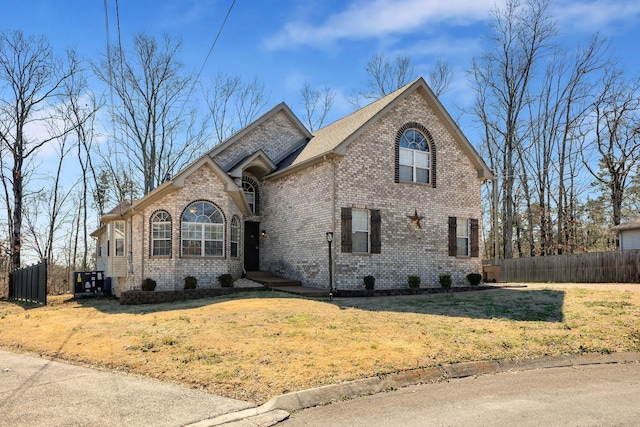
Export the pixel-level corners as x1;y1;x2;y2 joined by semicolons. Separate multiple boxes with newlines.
2;0;639;131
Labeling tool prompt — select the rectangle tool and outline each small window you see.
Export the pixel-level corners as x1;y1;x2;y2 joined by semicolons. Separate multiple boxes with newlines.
151;211;172;256
456;218;470;257
242;181;256;214
352;209;369;253
114;221;125;257
230;216;240;258
97;238;102;257
181;201;224;257
399;129;430;184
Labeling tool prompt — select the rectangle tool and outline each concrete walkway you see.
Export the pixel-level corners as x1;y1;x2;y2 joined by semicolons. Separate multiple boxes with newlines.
0;350;253;427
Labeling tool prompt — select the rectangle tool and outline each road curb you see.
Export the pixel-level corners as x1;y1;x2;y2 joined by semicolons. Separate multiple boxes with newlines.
191;352;640;426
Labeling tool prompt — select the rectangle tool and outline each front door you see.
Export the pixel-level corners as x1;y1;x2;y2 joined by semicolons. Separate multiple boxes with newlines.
244;221;260;271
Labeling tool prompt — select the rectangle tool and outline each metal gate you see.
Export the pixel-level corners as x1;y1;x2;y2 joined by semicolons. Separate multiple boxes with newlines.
9;261;48;305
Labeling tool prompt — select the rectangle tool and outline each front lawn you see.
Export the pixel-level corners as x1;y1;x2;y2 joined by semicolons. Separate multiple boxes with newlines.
1;287;639;403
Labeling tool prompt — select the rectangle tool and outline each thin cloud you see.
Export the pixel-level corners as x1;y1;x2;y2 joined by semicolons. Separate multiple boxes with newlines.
553;0;640;33
264;0;501;50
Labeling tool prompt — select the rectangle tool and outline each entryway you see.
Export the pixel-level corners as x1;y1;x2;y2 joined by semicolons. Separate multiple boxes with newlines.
244;221;260;271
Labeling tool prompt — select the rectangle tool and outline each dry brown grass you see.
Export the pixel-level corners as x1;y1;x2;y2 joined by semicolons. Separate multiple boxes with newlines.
1;287;640;403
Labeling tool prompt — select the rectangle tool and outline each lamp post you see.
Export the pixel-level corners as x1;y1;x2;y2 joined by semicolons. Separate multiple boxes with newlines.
326;232;333;300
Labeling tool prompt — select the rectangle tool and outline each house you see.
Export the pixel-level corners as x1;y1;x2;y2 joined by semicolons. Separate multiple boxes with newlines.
612;219;640;250
91;77;493;296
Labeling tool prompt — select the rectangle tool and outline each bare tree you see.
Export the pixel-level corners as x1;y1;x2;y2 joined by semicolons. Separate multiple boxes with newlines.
299;82;335;131
522;35;608;255
427;60;455;97
349;53;416;108
583;66;640;228
205;72;270;144
94;33;207;195
470;0;557;259
0;30;79;269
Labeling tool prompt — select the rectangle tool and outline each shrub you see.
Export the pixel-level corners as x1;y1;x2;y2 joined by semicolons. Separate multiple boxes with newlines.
364;275;375;290
407;275;421;289
218;274;234;288
439;273;452;289
141;278;156;291
184;276;197;290
466;273;483;286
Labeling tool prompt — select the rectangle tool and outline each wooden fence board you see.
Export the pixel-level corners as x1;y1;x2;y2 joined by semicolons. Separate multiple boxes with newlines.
501;250;640;283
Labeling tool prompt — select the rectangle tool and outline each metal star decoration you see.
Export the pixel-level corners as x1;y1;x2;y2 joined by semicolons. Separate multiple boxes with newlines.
407;208;424;229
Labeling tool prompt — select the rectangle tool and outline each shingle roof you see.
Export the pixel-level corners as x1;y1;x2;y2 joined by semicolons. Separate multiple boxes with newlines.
104;199;132;216
612;218;640;231
291;81;413;166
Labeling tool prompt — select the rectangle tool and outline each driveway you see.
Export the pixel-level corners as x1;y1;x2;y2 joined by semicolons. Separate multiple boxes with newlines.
280;362;640;427
0;350;253;427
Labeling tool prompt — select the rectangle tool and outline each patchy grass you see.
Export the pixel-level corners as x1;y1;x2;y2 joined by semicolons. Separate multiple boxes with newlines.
1;288;639;403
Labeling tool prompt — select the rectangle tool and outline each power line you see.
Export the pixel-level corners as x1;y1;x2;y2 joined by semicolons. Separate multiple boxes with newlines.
189;0;236;99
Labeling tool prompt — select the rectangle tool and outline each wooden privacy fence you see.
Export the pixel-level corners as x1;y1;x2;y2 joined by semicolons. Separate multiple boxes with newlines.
501;250;640;283
9;261;48;305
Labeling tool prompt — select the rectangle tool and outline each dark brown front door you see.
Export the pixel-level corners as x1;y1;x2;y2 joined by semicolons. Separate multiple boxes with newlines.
244;221;260;271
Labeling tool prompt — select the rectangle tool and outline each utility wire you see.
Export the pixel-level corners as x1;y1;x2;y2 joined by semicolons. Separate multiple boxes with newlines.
189;0;236;99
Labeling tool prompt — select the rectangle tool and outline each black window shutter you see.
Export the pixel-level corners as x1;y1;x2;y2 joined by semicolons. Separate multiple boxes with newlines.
341;207;352;253
370;209;381;254
470;218;479;257
448;216;457;257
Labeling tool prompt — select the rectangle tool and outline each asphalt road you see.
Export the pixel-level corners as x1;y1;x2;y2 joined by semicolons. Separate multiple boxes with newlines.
279;362;640;427
0;350;253;427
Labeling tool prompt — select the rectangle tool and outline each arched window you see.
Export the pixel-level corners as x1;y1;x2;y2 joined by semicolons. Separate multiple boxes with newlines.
395;123;436;186
181;201;224;257
399;129;430;184
230;216;240;258
242;177;259;215
151;211;172;256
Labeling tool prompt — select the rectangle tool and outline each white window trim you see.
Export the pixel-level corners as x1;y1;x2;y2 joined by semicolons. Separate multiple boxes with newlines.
151;212;172;257
352;208;370;254
456;218;470;257
230;217;240;258
181;202;225;258
114;220;125;257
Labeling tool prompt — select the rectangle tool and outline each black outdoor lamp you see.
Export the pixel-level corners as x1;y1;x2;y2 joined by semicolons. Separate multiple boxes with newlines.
326;232;334;299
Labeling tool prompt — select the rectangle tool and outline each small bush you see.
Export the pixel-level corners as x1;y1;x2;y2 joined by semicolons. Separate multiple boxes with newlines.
218;274;234;288
141;278;156;291
466;273;483;286
439;274;452;289
364;275;375;290
184;276;197;290
407;275;421;289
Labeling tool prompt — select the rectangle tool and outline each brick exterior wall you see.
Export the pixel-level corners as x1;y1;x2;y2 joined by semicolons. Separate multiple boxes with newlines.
113;164;244;296
96;88;485;295
261;161;334;287
331;91;484;288
211;110;308;170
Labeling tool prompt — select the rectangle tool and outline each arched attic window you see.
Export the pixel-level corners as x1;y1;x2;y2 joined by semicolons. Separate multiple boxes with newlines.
395;123;436;187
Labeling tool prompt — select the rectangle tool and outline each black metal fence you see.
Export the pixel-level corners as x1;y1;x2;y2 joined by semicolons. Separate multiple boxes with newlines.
9;261;48;305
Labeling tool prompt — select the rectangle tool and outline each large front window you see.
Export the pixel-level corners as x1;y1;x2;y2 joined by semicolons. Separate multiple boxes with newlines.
181;201;224;257
399;129;430;184
151;211;171;256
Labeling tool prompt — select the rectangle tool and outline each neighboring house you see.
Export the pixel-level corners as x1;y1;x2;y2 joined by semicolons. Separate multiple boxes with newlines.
91;77;493;296
612;219;640;250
